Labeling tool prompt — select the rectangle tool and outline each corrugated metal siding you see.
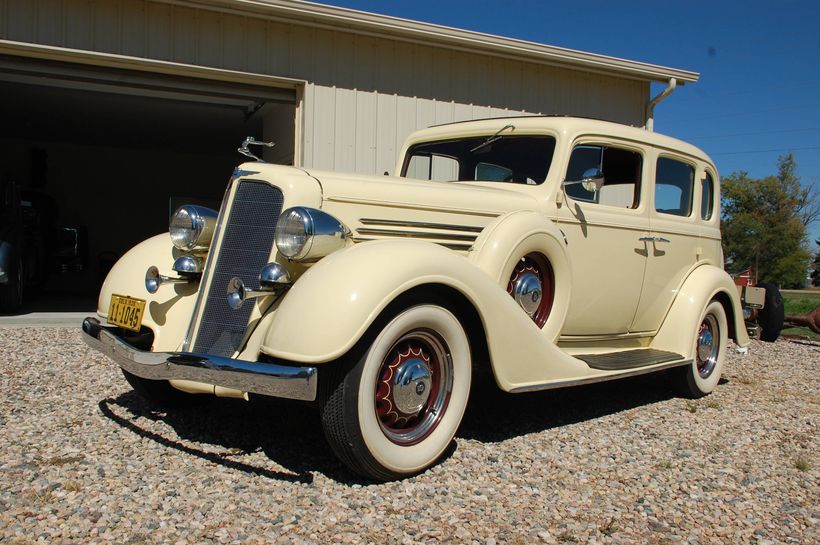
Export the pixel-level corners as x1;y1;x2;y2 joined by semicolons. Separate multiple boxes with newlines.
0;0;647;174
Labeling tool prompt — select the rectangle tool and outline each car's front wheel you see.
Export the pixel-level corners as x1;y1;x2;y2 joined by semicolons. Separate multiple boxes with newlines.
674;300;728;398
320;304;472;481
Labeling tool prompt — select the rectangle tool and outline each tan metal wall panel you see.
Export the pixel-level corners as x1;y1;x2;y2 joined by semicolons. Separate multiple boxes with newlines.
146;1;171;60
2;0;647;174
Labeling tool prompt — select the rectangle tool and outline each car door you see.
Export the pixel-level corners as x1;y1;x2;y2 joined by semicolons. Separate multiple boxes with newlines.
630;154;701;333
556;141;649;336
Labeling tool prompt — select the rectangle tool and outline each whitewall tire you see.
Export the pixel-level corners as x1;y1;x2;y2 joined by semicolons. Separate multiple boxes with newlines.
320;304;472;481
675;300;728;398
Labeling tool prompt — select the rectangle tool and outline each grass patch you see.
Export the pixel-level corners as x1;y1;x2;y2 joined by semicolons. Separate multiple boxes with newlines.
600;518;619;536
42;454;84;467
62;481;82;492
685;400;698;413
780;290;820;340
794;455;812;472
736;374;757;385
782;289;820;315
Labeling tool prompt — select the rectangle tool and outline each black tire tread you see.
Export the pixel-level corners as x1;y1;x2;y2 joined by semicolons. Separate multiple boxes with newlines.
757;283;784;342
319;358;401;482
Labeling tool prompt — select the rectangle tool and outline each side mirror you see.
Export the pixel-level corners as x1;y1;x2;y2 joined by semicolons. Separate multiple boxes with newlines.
563;168;605;193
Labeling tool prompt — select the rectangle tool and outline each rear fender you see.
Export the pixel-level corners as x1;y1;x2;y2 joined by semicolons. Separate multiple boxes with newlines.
261;239;590;390
651;264;750;357
468;210;572;342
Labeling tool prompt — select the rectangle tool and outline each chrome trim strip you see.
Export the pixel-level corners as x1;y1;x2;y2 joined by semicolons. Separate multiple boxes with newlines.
356;228;477;242
359;218;484;233
83;318;317;402
509;359;692;393
351;237;473;251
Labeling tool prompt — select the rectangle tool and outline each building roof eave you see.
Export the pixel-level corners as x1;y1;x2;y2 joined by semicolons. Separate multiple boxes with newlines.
190;0;699;84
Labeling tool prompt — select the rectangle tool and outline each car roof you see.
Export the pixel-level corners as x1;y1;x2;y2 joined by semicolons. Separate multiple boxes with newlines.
404;116;713;165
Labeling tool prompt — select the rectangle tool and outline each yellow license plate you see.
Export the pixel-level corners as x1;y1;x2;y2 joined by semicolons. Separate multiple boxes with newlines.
108;294;146;332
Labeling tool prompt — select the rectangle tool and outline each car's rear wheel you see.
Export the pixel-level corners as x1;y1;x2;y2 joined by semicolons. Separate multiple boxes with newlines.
506;252;554;328
674;300;728;398
320;304;471;481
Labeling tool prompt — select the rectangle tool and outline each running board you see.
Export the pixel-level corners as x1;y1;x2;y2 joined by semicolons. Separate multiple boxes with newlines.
510;357;691;394
577;348;685;371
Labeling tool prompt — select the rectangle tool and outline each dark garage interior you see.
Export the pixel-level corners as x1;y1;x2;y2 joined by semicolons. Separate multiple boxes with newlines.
0;61;296;312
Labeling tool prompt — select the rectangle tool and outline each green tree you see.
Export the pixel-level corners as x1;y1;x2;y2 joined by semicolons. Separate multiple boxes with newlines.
721;153;812;288
811;238;820;287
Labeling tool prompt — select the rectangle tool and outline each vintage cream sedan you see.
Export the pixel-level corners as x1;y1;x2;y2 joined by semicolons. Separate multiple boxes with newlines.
83;117;749;481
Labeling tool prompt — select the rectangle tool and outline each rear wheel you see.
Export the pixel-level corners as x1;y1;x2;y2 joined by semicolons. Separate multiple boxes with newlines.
320;304;471;481
506;252;554;328
674;300;728;398
757;283;784;342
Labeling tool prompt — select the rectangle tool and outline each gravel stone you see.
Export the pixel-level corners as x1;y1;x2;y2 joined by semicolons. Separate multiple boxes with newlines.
1;328;817;544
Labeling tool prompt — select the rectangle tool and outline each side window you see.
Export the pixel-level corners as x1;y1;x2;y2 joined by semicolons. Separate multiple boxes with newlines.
701;172;714;220
655;157;694;217
565;144;642;208
405;154;459;182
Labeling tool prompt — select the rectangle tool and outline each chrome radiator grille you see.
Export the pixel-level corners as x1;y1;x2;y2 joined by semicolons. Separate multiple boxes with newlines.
191;181;284;357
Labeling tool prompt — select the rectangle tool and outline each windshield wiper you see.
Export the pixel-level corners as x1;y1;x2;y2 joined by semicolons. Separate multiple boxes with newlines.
469;124;515;153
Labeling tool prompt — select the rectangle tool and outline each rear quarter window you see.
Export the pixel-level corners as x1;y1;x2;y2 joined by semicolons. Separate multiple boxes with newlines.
655;157;694;217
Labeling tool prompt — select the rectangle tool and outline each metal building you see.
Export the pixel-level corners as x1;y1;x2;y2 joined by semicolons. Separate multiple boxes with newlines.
0;0;698;296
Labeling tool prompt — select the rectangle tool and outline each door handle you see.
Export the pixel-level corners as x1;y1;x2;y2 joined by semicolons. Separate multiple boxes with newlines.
639;236;671;243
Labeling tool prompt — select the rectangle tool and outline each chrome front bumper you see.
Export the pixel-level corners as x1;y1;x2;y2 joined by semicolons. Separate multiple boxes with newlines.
82;317;317;401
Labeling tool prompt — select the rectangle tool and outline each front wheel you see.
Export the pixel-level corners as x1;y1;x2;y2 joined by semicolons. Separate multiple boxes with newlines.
320;305;472;481
674;300;728;398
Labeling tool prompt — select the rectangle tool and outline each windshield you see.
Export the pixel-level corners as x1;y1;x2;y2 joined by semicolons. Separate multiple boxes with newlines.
401;135;556;185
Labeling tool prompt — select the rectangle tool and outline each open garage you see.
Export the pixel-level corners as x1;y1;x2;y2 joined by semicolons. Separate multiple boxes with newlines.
0;53;298;301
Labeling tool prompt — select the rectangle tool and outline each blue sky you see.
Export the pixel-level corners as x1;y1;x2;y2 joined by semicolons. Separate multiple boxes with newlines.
320;0;820;239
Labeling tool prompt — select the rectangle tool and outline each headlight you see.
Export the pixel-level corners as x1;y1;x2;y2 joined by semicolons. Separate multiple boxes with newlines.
274;207;348;262
169;205;218;251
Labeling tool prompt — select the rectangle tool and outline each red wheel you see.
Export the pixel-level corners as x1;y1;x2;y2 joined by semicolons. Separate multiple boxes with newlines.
507;253;554;328
375;330;451;446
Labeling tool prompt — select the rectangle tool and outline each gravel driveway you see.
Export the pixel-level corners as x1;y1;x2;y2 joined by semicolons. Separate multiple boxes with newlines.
1;328;817;544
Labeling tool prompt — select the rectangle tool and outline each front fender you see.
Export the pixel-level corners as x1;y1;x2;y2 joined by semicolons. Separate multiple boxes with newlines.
98;233;198;351
651;264;750;357
260;239;591;390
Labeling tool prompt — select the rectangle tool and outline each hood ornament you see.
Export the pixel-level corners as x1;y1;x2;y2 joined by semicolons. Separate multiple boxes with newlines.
238;136;275;162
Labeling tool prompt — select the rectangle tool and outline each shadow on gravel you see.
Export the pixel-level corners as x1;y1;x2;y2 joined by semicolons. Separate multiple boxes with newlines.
98;370;695;484
458;370;681;442
98;393;353;484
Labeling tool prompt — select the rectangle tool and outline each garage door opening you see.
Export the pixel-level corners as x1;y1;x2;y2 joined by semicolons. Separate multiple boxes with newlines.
0;56;297;312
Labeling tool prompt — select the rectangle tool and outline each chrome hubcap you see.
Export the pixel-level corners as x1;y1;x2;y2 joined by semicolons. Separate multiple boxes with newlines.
392;356;432;415
375;330;452;445
506;254;554;328
512;271;542;316
696;315;719;378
